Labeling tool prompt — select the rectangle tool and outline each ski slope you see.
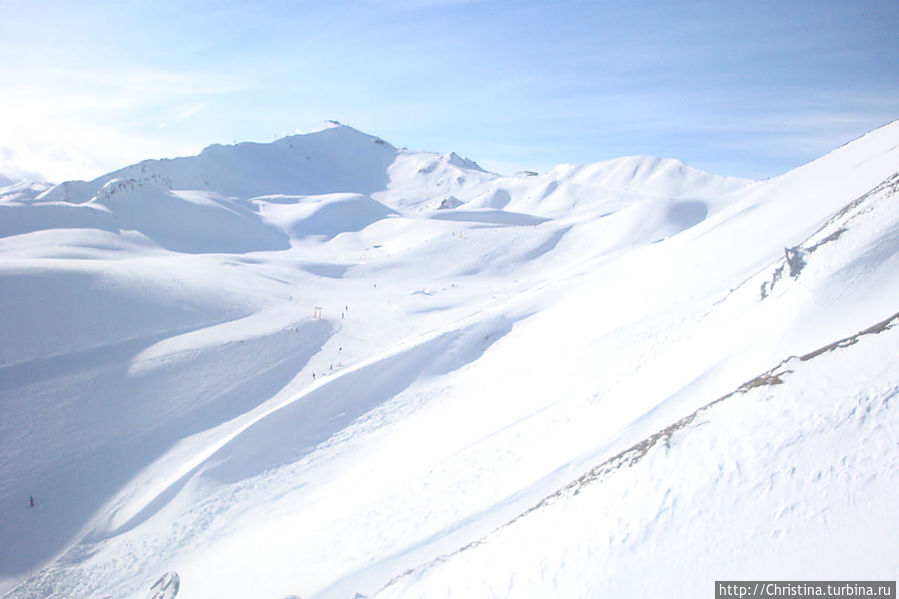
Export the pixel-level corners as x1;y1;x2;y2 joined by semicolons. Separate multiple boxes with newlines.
1;121;897;598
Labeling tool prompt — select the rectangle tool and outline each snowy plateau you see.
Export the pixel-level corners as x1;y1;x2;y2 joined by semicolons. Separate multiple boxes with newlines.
1;121;898;598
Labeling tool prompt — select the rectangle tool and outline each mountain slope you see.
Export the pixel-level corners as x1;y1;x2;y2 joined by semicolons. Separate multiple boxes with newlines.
37;124;399;204
377;311;899;598
0;121;897;599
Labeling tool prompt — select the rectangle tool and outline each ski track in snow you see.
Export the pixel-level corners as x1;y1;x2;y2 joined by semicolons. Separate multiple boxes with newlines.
1;121;898;598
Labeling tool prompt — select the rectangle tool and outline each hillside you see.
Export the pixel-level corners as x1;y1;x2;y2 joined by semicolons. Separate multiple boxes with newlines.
0;121;897;599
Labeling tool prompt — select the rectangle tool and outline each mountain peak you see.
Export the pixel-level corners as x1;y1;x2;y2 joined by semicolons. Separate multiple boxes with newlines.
38;124;399;204
446;151;486;172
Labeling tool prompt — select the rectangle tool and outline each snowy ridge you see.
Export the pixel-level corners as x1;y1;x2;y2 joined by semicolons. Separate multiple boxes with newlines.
1;120;898;598
377;311;899;598
548;154;749;197
374;149;495;211
0;178;52;204
36;125;399;204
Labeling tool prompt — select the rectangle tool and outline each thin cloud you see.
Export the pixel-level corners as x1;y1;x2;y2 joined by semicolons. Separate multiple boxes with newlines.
0;64;244;180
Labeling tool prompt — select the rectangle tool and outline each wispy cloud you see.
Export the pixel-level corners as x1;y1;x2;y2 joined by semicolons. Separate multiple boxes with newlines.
0;64;243;181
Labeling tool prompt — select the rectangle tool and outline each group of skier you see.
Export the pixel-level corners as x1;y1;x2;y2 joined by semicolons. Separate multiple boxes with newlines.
311;305;348;382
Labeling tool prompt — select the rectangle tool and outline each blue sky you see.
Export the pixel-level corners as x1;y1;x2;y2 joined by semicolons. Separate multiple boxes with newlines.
1;0;897;182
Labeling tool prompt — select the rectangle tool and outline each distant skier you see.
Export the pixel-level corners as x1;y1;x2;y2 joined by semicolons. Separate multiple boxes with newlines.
28;495;34;508
312;373;316;381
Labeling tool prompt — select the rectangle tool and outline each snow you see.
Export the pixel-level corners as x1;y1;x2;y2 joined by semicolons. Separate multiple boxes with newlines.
379;317;899;598
258;193;398;241
36;125;398;205
0;177;54;210
1;120;898;598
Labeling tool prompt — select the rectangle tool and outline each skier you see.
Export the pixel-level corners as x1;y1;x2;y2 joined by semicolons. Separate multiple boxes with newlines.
28;495;34;508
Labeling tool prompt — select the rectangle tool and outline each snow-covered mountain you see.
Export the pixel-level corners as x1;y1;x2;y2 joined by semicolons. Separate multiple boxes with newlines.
0;176;52;204
1;121;897;598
